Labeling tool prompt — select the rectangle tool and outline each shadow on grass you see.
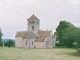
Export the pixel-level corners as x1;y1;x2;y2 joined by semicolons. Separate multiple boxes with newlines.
55;46;78;56
66;52;78;56
55;46;77;48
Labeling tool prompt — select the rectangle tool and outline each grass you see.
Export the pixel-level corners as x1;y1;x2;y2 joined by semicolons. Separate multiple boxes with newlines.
0;47;80;60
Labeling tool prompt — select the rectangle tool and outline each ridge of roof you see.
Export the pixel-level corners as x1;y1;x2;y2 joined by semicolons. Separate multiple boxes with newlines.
27;14;39;20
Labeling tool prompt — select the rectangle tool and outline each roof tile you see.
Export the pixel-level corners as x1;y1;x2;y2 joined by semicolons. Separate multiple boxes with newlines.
35;30;50;42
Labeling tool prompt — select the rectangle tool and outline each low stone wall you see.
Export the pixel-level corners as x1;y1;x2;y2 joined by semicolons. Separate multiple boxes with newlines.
78;48;80;56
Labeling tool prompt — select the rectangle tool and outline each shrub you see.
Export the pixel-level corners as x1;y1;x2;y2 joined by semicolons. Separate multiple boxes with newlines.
4;40;15;47
56;43;65;46
0;40;3;46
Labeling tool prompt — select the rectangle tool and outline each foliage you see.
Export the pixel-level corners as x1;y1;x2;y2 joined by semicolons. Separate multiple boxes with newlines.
56;21;74;43
0;31;3;46
56;43;66;46
0;40;3;46
73;28;80;48
61;27;76;47
4;40;15;47
55;21;76;47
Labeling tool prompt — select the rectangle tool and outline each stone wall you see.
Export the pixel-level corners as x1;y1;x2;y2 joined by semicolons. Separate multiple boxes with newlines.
24;38;35;48
27;20;40;32
53;38;56;47
15;37;24;47
46;36;56;48
34;42;46;48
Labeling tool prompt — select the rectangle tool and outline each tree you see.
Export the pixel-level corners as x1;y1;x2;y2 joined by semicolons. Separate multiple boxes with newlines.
56;21;75;43
61;27;76;47
0;30;3;46
73;28;80;48
55;21;80;48
0;40;3;46
6;40;14;47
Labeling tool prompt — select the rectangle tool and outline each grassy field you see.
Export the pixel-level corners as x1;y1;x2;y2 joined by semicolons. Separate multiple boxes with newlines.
0;47;80;60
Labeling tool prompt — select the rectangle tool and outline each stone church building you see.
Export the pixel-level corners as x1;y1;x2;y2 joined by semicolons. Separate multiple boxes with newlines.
15;14;56;48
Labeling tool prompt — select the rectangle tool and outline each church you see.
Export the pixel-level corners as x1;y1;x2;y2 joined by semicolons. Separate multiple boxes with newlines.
15;14;56;48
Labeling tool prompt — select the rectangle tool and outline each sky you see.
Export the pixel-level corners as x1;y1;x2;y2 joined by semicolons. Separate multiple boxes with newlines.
0;0;80;39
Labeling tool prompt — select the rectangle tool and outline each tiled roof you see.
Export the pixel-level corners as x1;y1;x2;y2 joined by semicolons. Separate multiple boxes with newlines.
15;30;51;41
35;30;50;42
35;37;45;42
27;14;39;20
38;30;50;37
23;32;38;39
15;31;27;37
15;31;38;39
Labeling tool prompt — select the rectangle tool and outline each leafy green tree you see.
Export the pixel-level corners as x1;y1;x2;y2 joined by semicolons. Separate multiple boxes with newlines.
0;40;3;46
61;27;76;47
6;40;14;47
55;21;80;48
0;31;3;40
56;21;75;43
73;28;80;48
0;31;3;46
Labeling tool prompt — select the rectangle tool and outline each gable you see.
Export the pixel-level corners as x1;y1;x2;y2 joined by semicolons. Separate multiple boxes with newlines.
27;14;39;20
22;32;38;39
15;31;38;39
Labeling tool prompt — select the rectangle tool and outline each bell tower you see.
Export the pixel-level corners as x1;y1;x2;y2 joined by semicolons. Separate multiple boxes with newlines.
27;14;40;32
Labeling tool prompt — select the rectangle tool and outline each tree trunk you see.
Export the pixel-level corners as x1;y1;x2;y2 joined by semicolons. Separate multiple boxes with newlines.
78;48;80;56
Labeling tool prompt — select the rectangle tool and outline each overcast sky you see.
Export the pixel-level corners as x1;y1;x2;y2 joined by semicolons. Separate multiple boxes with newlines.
0;0;80;39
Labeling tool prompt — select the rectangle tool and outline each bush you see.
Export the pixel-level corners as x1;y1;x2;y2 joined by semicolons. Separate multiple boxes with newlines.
4;40;15;47
0;40;3;46
56;43;65;46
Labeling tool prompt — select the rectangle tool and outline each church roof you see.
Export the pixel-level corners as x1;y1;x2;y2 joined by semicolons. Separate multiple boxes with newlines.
27;14;39;20
35;30;51;42
15;31;38;39
23;32;38;39
15;31;27;37
38;30;50;37
15;30;52;42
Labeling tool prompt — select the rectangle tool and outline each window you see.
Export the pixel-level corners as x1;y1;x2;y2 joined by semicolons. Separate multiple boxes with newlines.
32;41;33;45
26;41;27;45
32;26;34;30
32;21;35;24
29;21;31;24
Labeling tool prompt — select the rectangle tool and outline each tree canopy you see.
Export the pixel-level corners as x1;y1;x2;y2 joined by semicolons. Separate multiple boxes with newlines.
0;30;3;46
55;21;80;48
5;40;15;47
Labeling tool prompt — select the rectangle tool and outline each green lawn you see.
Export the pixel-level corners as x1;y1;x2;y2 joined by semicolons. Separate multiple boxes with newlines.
0;47;80;60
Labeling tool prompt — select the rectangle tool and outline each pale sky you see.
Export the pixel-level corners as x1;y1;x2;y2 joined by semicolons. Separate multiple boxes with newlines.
0;0;80;39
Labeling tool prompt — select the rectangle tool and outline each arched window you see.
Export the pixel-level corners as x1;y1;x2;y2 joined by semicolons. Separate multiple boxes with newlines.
29;21;31;24
32;21;35;24
26;41;27;45
32;41;33;45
